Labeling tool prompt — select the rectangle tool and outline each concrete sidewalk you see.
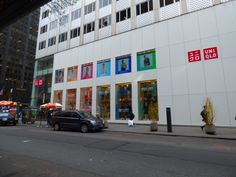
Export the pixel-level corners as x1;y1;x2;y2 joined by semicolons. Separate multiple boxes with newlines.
32;121;236;140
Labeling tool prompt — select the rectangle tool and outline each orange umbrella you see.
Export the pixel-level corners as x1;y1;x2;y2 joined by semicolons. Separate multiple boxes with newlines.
40;103;62;109
0;100;13;106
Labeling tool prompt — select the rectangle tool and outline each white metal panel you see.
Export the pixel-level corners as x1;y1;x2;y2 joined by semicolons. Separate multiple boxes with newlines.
84;12;95;23
187;0;213;12
136;11;154;28
187;62;206;94
116;19;131;34
85;0;96;6
116;0;131;11
159;2;181;21
99;5;112;18
223;58;236;92
99;26;112;39
70;37;81;48
204;60;226;93
171;65;189;95
84;32;95;44
172;95;191;125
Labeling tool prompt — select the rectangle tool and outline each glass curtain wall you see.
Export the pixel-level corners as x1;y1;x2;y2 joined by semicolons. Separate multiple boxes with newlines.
138;80;158;120
115;83;132;120
96;85;110;120
80;87;92;113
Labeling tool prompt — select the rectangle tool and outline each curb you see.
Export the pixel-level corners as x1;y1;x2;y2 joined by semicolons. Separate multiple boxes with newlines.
104;129;236;141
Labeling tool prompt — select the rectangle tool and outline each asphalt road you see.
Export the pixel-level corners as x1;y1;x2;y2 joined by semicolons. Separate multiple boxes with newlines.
0;126;236;177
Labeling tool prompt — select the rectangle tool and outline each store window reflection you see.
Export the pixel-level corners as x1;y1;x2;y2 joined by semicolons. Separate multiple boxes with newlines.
96;85;110;120
53;90;63;104
66;89;76;110
138;80;158;120
80;87;92;113
115;83;132;120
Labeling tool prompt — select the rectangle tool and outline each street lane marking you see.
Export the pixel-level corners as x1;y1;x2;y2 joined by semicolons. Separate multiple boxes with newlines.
23;140;32;143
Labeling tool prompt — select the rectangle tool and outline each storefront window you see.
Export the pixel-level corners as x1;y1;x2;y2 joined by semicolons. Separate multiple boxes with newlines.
138;80;158;120
96;85;110;120
53;90;63;104
115;83;132;120
66;89;76;110
80;87;92;113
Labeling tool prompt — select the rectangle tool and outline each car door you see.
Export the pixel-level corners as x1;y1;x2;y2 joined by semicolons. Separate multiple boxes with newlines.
61;112;73;129
70;112;81;129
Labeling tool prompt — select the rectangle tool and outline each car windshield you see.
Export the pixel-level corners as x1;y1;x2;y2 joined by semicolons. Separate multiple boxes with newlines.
79;111;96;119
0;113;9;117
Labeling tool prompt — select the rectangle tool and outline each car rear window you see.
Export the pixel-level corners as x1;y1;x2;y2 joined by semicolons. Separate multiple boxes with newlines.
0;113;9;117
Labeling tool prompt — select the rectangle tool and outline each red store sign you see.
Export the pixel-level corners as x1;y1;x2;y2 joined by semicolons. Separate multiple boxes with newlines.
203;47;218;60
34;79;44;87
188;50;201;63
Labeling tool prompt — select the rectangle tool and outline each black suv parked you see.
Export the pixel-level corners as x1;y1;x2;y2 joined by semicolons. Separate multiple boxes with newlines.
51;111;103;133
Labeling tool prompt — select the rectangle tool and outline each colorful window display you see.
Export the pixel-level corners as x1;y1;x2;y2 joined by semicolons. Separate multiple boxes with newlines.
55;69;64;83
81;63;93;80
115;55;131;74
97;59;111;77
80;87;92;113
66;89;76;110
53;90;63;104
138;80;158;120
96;85;110;120
137;49;156;71
67;66;78;82
115;83;132;120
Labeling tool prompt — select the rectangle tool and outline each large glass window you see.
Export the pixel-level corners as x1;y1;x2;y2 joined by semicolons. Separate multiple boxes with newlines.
66;89;76;110
136;0;153;15
71;9;81;21
84;21;95;34
116;8;131;22
160;0;179;7
49;20;58;30
138;80;158;120
99;15;111;28
115;83;132;120
97;86;110;120
60;15;69;26
85;2;96;15
53;90;63;104
80;87;92;113
99;0;112;8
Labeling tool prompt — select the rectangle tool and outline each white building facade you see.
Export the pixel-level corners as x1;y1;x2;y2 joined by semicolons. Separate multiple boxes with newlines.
33;0;236;127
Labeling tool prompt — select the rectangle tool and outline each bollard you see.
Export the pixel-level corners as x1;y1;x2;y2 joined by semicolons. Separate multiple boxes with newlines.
166;107;172;132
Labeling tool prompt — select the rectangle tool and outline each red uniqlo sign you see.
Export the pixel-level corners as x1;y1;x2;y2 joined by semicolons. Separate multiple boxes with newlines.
34;80;39;86
188;50;201;63
204;47;218;60
38;79;44;86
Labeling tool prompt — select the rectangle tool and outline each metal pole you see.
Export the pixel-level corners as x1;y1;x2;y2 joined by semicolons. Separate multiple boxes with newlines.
166;107;172;132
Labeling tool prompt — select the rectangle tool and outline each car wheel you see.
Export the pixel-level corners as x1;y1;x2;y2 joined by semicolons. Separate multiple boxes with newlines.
54;123;60;131
81;124;89;133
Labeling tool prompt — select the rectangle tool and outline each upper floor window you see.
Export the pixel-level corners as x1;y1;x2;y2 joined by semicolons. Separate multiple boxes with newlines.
48;36;56;47
59;32;67;43
70;27;80;39
42;10;49;19
160;0;179;7
84;21;95;34
99;15;111;28
136;0;153;15
71;9;81;21
39;40;46;50
85;2;96;15
99;0;112;8
116;8;131;22
60;15;69;26
40;25;47;34
49;20;58;30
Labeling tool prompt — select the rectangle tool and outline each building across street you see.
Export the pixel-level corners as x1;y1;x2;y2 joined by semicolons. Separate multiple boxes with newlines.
32;0;236;127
